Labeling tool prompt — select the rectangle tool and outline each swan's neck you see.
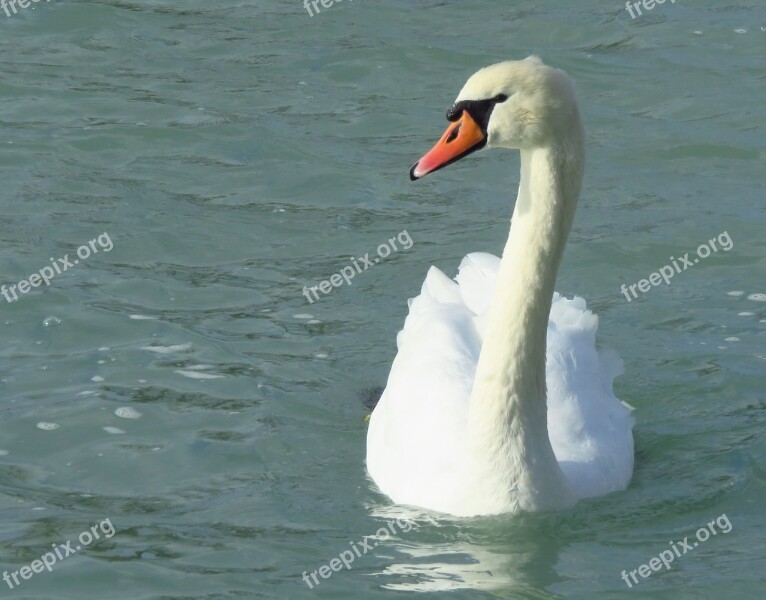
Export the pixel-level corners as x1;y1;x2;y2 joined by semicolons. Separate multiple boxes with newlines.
466;137;584;511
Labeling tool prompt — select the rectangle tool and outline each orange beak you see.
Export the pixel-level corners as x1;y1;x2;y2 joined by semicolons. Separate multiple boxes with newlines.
409;110;486;180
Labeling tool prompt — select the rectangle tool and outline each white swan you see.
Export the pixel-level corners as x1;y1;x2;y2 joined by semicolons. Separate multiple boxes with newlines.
366;57;634;517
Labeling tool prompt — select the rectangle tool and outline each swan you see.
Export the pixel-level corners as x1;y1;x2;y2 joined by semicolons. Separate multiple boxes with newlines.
366;57;634;517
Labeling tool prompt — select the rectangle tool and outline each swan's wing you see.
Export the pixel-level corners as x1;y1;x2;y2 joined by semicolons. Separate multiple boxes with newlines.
367;255;634;506
454;252;501;315
455;256;635;497
546;294;635;498
366;266;481;507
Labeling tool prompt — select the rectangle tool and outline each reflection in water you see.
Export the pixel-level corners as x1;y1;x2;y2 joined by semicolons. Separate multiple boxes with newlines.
368;503;567;597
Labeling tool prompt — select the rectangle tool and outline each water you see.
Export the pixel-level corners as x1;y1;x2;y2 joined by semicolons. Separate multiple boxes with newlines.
0;0;764;598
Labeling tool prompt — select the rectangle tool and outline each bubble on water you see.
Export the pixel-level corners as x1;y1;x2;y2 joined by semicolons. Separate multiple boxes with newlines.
0;450;9;456
735;28;747;33
747;293;766;302
294;314;313;320
307;320;322;324
129;314;156;320
99;347;110;351
725;337;740;342
91;376;104;382
727;291;745;297
140;343;192;354
175;370;224;380
115;407;142;419
37;422;60;431
43;316;62;327
738;312;755;316
693;30;704;35
315;353;328;359
103;426;125;434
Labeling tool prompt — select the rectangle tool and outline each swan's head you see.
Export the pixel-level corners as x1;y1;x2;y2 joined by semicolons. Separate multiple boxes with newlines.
410;56;581;180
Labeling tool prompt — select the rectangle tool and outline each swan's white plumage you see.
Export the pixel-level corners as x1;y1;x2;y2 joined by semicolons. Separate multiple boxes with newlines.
367;57;634;516
367;253;634;514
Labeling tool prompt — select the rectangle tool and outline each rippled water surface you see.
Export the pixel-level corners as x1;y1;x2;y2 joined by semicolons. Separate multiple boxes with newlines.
0;1;764;598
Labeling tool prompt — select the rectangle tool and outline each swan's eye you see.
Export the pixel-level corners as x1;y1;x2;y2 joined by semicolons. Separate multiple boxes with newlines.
446;95;508;124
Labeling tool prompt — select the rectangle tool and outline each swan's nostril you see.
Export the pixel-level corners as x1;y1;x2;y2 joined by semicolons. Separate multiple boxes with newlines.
446;123;462;144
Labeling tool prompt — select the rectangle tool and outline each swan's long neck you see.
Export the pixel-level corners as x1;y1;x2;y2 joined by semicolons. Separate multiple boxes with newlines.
466;134;584;511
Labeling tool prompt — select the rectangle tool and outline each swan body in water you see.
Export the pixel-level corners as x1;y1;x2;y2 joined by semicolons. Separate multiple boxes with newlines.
366;57;634;517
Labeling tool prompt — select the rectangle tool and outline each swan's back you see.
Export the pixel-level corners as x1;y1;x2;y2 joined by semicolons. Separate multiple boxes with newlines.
366;253;634;513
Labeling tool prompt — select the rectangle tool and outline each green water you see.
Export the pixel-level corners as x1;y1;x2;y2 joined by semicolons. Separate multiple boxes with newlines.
0;1;764;598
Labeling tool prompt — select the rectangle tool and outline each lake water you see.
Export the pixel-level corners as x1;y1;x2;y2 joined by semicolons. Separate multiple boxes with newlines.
0;0;764;598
